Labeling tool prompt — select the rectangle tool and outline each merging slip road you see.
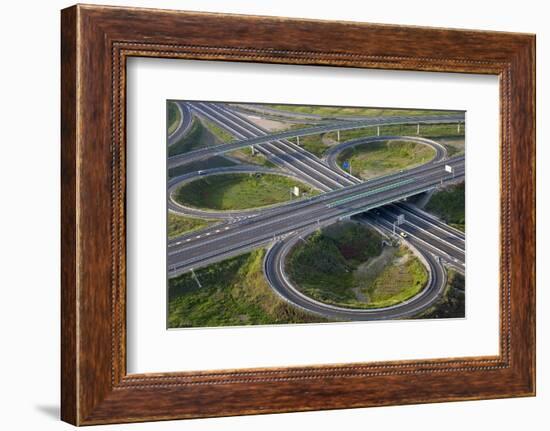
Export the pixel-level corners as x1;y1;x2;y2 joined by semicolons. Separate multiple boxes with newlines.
168;101;192;145
168;104;464;172
166;101;466;320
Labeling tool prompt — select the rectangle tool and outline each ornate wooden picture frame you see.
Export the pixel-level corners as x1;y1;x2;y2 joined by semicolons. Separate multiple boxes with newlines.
61;4;535;425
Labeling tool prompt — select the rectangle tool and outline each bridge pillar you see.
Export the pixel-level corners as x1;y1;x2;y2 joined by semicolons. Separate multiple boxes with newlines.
377;125;380;136
250;145;255;156
457;122;461;133
337;130;340;142
417;123;420;135
296;136;300;146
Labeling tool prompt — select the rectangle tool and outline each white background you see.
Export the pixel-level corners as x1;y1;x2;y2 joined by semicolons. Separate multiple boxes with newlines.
0;0;547;430
127;59;499;373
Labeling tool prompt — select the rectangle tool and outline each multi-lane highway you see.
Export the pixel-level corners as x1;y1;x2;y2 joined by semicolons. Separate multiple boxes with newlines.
190;101;357;191
373;203;465;273
168;157;464;275
166;101;466;320
168;104;464;172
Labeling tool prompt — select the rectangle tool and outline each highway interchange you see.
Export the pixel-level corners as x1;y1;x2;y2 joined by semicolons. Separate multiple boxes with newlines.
167;101;465;321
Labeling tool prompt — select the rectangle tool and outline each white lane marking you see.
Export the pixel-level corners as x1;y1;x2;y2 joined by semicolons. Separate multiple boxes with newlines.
214;105;347;189
402;220;464;253
395;204;465;241
382;205;465;252
169;172;451;258
196;104;334;191
375;217;464;263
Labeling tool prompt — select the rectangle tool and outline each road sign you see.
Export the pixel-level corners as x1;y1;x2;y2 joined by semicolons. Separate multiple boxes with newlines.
342;161;350;170
445;164;453;173
396;214;405;225
292;186;300;197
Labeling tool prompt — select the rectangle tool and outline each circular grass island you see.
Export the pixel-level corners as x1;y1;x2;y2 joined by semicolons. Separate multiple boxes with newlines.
336;139;436;180
286;221;429;310
173;172;319;211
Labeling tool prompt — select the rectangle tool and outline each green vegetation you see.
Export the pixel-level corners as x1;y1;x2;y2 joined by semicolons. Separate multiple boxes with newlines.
362;247;428;308
227;147;277;168
227;105;315;128
173;173;318;211
201;117;235;143
287;222;428;309
168;249;327;328
326;123;465;143
265;104;461;118
168;156;237;179
425;182;465;231
336;140;436;180
169;118;215;157
438;137;465;157
416;270;465;319
167;101;181;135
287;122;316;130
293;133;330;157
168;213;212;239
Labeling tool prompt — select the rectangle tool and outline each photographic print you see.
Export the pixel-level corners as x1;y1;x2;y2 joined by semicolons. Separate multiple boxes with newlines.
166;101;465;328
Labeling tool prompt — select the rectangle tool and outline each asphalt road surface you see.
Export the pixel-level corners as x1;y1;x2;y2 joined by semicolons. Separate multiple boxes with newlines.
263;221;447;321
168;101;192;146
166;101;466;320
168;158;464;276
168;104;464;171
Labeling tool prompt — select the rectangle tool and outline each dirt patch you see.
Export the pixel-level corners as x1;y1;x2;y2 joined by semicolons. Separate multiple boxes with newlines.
322;133;339;147
351;287;368;302
355;246;396;283
394;253;409;266
352;245;419;305
242;114;296;132
438;137;465;156
352;246;405;303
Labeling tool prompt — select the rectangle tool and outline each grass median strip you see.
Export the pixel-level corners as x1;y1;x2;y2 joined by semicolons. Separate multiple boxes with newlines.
227;146;277;168
264;104;461;118
326;123;465;143
201;117;235;143
293;133;329;157
169;116;231;157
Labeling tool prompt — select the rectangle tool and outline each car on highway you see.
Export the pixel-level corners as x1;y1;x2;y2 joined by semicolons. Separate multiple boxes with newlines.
400;232;408;238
